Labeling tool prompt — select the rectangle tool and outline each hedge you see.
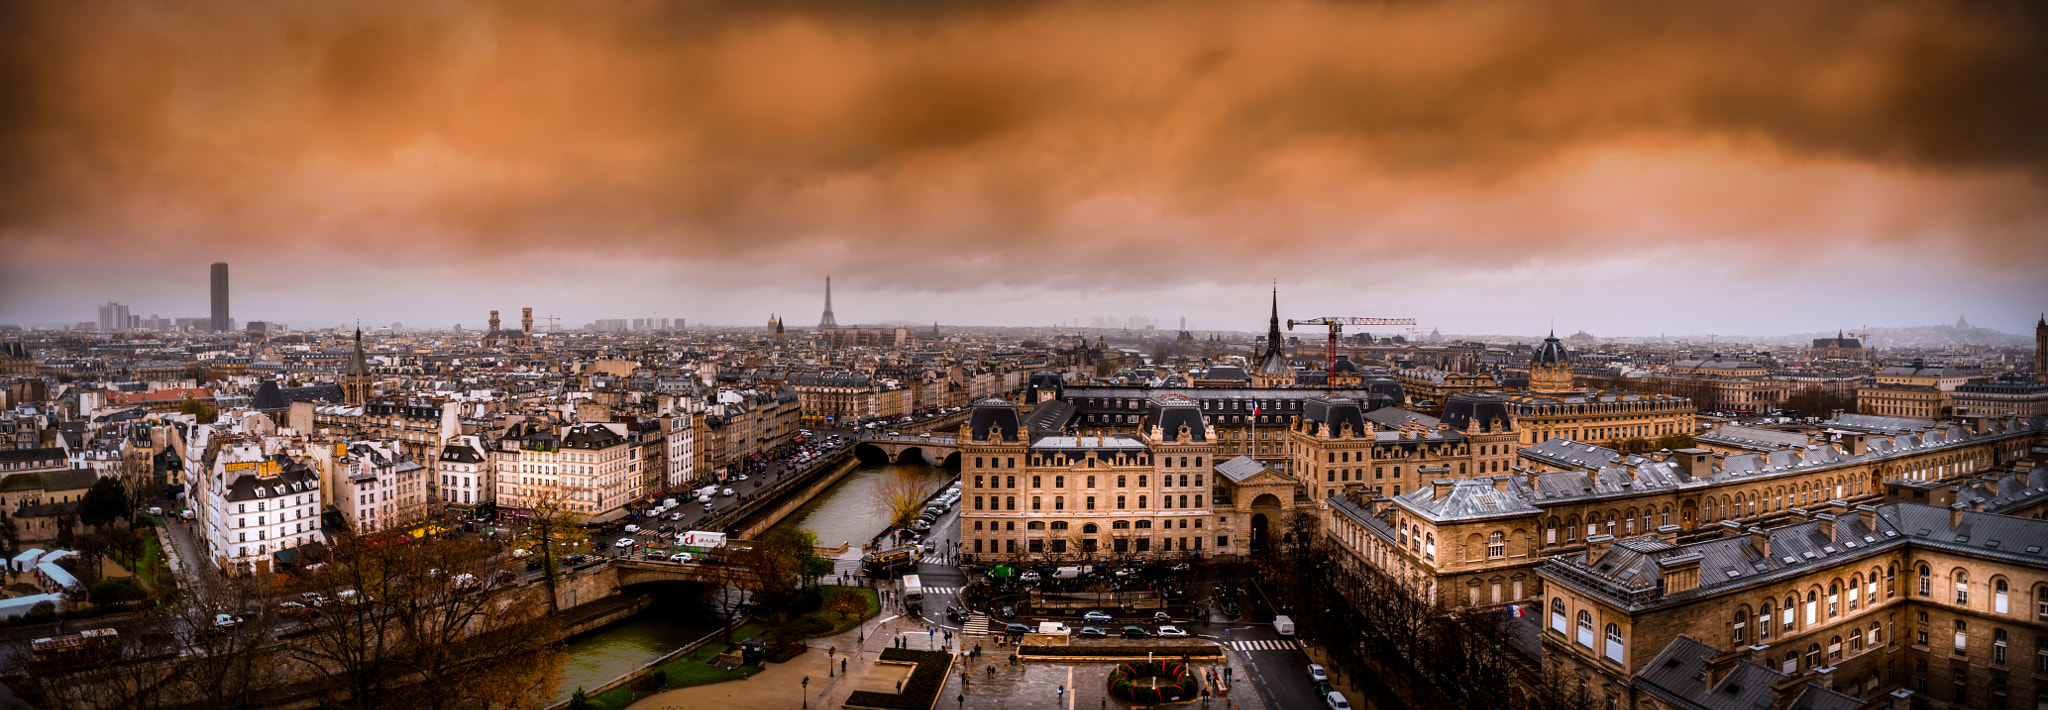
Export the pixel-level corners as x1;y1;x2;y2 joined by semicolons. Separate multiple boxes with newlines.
844;648;951;710
1017;645;1223;658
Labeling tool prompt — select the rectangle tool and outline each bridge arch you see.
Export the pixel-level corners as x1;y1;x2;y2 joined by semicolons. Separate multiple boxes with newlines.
854;443;894;464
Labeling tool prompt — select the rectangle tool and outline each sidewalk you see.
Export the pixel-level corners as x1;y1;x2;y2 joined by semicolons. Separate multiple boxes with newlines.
626;608;943;710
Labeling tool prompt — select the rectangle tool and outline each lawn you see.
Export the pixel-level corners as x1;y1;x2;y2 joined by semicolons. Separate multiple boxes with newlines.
579;622;766;710
124;533;165;591
801;586;879;638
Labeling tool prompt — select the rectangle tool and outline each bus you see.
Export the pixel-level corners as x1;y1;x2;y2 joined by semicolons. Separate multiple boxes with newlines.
30;628;120;671
862;545;916;577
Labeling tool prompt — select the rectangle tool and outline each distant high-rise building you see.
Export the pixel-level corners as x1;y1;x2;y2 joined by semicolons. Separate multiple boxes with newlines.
2035;313;2046;383
818;276;838;329
97;302;130;332
210;262;229;332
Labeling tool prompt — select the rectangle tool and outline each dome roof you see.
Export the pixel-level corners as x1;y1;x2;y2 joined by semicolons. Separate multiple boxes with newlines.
1532;331;1571;366
1443;392;1516;433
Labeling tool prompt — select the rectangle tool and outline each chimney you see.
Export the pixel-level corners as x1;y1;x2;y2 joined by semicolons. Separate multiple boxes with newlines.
1674;448;1713;479
1827;499;1849;518
1950;502;1966;529
1747;527;1771;558
1655;524;1680;543
1983;478;2000;497
1815;513;1837;540
1854;504;1877;531
1719;519;1744;538
1968;498;1984;514
1526;469;1541;490
1491;475;1516;495
1703;649;1745;689
1659;552;1703;595
1586;466;1601;488
1843;433;1868;456
1649;449;1672;463
1433;479;1454;500
1829;408;1845;420
1789;507;1811;522
1585;533;1615;559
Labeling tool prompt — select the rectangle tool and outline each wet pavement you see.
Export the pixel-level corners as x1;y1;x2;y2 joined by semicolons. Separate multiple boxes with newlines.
941;643;1265;710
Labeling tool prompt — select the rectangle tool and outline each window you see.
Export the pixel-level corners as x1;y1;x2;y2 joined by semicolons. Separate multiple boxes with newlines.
1005;496;1015;511
1032;476;1042;488
1956;571;1970;605
1487;532;1505;558
1956;619;1969;653
1994;628;2007;665
2036;636;2048;673
1031;496;1041;511
1733;607;1749;644
1805;591;1818;626
1604;624;1624;663
1919;564;1931;596
974;496;984;510
1828;636;1842;660
1551;599;1567;634
1117;495;1127;509
1759;601;1773;639
1576;610;1594;648
2038;586;2048;621
1994;578;2009;614
1805;643;1821;669
1828;583;1840;618
1086;496;1096;510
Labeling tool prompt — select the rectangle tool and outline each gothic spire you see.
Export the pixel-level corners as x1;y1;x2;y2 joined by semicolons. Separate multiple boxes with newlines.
1265;285;1283;358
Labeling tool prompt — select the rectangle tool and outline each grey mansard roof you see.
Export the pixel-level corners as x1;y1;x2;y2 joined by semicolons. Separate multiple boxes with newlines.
1633;636;1861;710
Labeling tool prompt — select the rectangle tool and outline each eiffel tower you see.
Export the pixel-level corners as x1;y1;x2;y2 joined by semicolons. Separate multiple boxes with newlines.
817;276;839;329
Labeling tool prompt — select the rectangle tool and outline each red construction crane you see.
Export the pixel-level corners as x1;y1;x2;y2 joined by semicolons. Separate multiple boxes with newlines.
1286;316;1417;389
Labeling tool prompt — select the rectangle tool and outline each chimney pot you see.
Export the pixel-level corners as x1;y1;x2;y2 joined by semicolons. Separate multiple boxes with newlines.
1703;649;1745;689
1854;504;1878;532
1747;527;1771;558
1586;533;1615;559
1433;479;1454;500
1654;524;1680;543
1719;520;1744;538
1815;513;1837;540
1950;502;1967;528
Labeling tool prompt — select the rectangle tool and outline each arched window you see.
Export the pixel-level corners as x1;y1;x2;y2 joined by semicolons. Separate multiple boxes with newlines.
1027;521;1045;530
1424;533;1436;561
1994;628;2008;664
1082;523;1099;534
1804;643;1821;669
1604;624;1625;662
1849;574;1862;610
1487;532;1505;558
1828;636;1843;661
1955;570;1970;606
1919;564;1931;596
1783;595;1797;628
1887;564;1897;597
1733;606;1750;644
1759;600;1774;639
2036;585;2048;621
1051;521;1069;530
1550;598;1568;634
1828;582;1840;618
1576;610;1594;647
1805;590;1819;626
1994;578;2009;614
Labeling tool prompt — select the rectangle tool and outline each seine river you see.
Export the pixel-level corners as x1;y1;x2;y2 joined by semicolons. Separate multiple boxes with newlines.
548;459;952;705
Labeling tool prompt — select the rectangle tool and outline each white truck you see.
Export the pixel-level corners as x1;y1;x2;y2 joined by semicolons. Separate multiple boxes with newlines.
1037;622;1071;636
901;574;924;613
679;531;726;549
1273;615;1296;637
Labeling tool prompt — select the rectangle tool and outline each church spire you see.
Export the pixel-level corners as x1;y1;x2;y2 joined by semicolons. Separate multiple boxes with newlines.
1265;284;1283;359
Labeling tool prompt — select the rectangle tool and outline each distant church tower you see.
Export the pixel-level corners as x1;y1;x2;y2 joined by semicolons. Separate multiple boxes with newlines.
818;276;839;329
2035;313;2046;383
343;327;372;407
1528;330;1575;394
1251;287;1291;388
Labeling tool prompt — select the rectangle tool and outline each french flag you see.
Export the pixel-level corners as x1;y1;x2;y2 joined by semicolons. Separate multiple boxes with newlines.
1508;604;1528;618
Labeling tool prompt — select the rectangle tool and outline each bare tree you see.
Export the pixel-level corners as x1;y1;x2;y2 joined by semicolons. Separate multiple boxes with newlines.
284;531;566;710
870;467;940;529
523;490;586;614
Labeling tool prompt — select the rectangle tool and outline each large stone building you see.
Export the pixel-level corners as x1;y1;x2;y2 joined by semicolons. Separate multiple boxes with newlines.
490;420;635;522
199;439;324;574
1537;493;2048;710
1809;331;1867;360
960;397;1240;563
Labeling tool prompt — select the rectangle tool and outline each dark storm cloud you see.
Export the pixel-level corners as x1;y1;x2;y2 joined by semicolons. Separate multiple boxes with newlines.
1;0;2045;324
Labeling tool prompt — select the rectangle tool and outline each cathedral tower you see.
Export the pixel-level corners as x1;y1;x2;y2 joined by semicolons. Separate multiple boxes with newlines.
343;327;372;407
1251;287;1292;388
1528;330;1575;394
2035;313;2046;383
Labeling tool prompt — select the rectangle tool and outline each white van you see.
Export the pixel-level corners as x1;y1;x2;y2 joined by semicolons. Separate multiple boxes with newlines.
1273;615;1296;637
1052;566;1084;580
624;524;640;533
1325;691;1352;710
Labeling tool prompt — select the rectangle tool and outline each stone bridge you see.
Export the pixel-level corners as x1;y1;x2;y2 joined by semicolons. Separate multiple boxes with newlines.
853;433;961;466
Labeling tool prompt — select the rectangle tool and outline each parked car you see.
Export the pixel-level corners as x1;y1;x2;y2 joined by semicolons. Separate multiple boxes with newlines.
214;613;244;629
721;488;735;496
1325;691;1352;710
1077;627;1109;638
615;538;635;548
1018;571;1041;583
998;605;1016;619
1083;611;1113;623
1120;626;1151;639
1153;611;1172;623
669;552;694;563
1155;625;1189;638
1004;623;1032;636
1307;664;1328;682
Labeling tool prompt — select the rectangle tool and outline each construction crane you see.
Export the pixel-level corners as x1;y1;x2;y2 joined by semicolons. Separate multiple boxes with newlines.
1286;316;1417;389
538;315;562;332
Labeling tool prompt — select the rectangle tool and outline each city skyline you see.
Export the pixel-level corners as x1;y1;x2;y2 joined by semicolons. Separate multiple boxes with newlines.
2;0;2045;334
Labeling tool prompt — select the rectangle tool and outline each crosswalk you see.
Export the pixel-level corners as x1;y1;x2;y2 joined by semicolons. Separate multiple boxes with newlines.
919;586;959;595
919;555;951;565
1228;639;1302;652
962;613;992;636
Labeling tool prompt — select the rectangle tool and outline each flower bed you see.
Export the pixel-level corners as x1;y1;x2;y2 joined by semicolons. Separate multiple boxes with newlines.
1106;660;1201;704
845;648;951;710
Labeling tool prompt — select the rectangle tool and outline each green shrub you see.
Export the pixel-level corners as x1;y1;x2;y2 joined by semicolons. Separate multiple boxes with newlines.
90;578;148;604
785;587;824;613
22;601;56;624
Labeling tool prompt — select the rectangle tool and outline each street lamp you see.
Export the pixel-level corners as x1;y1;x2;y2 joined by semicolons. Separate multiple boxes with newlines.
802;676;809;709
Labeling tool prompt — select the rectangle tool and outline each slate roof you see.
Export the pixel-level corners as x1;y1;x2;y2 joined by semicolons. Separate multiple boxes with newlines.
1442;392;1515;433
1520;439;1623;469
1633;635;1860;710
1214;455;1276;484
1029;435;1148;456
1696;425;1809;452
1818;413;1936;435
1540;500;2048;613
1020;400;1076;434
1299;395;1366;437
1393;477;1543;522
1531;332;1570;366
1142;395;1208;442
1363;407;1439;429
967;399;1023;443
225;456;319;503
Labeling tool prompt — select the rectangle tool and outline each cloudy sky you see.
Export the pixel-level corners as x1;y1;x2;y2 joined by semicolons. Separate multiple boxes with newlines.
2;0;2045;336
